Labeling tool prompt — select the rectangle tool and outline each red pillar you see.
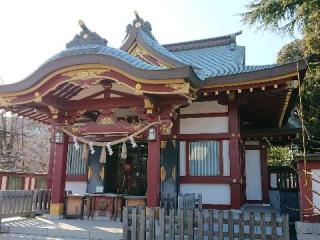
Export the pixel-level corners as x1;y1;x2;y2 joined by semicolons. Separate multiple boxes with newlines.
147;125;161;207
229;99;242;209
50;125;68;216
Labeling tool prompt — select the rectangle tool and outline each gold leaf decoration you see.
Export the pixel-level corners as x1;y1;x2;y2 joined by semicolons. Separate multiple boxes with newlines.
88;166;93;180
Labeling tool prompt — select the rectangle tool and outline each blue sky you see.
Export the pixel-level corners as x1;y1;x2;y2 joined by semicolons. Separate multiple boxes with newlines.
0;0;300;84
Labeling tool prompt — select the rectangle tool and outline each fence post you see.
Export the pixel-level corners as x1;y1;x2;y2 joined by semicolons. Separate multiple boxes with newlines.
197;209;203;240
123;207;128;240
228;211;233;239
169;208;174;239
178;209;184;240
218;210;224;240
159;208;165;240
249;212;255;239
239;212;244;239
139;207;146;240
131;207;137;240
208;210;213;240
188;209;194;240
282;214;290;240
260;212;266;240
271;212;277;240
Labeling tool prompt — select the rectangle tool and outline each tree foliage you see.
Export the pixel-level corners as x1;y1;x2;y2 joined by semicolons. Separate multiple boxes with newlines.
267;146;294;166
0;110;49;172
242;0;320;33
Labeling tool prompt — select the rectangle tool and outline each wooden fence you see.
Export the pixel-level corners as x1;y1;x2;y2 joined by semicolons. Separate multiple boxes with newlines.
123;207;289;240
0;189;51;219
161;193;202;212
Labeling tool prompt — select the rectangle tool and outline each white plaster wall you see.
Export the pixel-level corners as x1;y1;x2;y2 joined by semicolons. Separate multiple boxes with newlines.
180;183;231;204
180;117;229;134
179;141;186;176
223;140;230;176
180;101;228;114
245;150;262;201
65;181;87;195
311;169;320;213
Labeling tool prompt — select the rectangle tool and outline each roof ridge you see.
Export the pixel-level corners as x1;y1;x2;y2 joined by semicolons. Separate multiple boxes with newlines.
163;31;242;52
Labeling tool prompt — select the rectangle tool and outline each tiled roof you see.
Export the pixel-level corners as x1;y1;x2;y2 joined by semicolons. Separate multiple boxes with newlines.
162;40;280;80
47;44;164;71
138;31;186;64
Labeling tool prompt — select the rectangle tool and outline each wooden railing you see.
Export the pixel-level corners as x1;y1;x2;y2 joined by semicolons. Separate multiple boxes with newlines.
268;166;298;191
123;207;289;240
0;189;51;219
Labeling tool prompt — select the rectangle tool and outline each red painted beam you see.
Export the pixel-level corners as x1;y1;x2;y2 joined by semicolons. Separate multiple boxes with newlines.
64;97;144;110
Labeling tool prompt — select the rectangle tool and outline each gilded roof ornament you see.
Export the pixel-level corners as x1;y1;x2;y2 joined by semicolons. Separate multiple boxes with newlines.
66;20;108;48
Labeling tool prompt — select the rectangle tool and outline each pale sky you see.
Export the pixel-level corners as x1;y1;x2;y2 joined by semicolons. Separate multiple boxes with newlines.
0;0;300;84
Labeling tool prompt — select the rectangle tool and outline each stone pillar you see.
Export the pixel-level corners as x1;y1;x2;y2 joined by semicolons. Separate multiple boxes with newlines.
147;125;161;207
228;98;242;209
49;125;68;217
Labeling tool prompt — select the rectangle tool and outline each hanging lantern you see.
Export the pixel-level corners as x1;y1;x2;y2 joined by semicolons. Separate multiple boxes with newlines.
148;127;156;141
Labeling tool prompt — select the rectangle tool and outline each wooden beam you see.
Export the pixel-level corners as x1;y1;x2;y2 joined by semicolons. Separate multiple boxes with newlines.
64;97;144;110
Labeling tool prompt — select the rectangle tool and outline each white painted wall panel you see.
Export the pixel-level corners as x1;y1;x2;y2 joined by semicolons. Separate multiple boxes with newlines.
180;101;228;114
179;141;186;176
245;150;262;201
180;183;231;204
312;169;320;213
1;176;7;190
180;117;229;134
223;140;230;176
65;181;87;195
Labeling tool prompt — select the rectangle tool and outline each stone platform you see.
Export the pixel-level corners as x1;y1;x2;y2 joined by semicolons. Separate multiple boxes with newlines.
0;216;122;240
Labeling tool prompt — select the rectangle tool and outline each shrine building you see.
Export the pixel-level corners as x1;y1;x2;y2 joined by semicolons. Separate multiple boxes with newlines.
0;13;308;217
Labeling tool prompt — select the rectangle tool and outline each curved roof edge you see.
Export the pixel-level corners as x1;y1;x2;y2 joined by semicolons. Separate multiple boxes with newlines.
0;54;202;94
204;58;309;86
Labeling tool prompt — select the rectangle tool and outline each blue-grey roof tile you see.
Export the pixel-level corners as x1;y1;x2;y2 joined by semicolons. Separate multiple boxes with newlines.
47;44;164;71
139;31;186;64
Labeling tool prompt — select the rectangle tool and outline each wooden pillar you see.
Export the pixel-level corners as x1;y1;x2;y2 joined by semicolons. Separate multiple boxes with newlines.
260;145;269;203
229;98;242;209
147;125;161;207
47;137;55;190
50;124;68;216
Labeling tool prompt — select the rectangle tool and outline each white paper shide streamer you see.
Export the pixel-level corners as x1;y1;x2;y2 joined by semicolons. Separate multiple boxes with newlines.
106;142;113;156
129;136;137;148
89;142;95;155
73;136;80;150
